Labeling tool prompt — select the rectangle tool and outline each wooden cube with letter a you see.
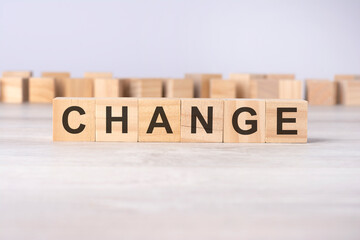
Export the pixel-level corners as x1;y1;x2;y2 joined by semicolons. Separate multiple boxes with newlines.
209;79;236;98
138;98;180;142
181;99;224;142
0;77;29;103
224;99;265;143
29;77;55;103
42;72;71;97
94;78;123;97
185;74;222;98
96;98;138;142
165;78;194;98
53;98;95;141
265;99;307;143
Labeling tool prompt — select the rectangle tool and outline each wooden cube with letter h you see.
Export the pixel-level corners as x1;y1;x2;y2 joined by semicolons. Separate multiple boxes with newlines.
53;98;95;141
96;98;138;141
138;98;180;142
265;99;307;143
224;99;265;143
181;99;224;142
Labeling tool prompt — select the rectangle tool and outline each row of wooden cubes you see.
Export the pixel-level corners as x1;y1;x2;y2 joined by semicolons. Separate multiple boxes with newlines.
53;98;307;143
0;71;303;103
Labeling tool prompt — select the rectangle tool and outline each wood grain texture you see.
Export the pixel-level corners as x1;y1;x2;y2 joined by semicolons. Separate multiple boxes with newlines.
279;80;303;99
94;78;123;98
165;78;194;98
209;79;236;98
29;77;55;103
229;73;266;98
0;77;28;103
181;98;223;142
0;104;360;240
2;71;32;78
96;98;138;142
84;72;113;78
223;99;265;143
41;72;71;97
265;99;307;143
250;79;279;99
53;98;95;141
64;78;94;97
138;98;180;142
338;80;360;106
334;74;360;81
129;78;163;97
267;74;295;80
306;79;337;105
185;74;222;98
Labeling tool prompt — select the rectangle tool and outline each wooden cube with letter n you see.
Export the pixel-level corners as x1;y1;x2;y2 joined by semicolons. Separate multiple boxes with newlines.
53;98;95;141
265;100;307;143
138;98;180;142
181;99;224;142
224;99;265;143
96;98;138;142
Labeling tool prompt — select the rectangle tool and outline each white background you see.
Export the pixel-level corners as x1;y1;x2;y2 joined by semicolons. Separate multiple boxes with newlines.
0;0;359;79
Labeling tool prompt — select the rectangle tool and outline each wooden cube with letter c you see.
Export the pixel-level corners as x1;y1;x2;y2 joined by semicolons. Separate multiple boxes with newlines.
181;98;224;142
53;98;96;141
96;98;138;142
265;99;307;143
224;99;265;143
138;98;180;142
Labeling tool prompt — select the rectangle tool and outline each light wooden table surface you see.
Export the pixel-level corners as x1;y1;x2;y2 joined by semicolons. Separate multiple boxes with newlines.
0;104;359;240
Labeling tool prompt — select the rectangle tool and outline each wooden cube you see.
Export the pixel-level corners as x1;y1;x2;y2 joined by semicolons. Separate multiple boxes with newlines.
279;80;303;99
2;71;32;78
224;99;265;143
267;74;295;80
185;74;222;98
94;78;123;97
165;78;194;98
42;72;71;97
209;79;236;98
64;78;94;97
334;74;360;81
129;78;163;97
53;98;95;141
250;79;279;99
181;98;224;142
29;77;55;103
0;77;29;103
265;99;307;143
96;98;138;142
138;98;180;142
84;72;113;78
306;79;337;105
338;80;360;106
229;73;266;98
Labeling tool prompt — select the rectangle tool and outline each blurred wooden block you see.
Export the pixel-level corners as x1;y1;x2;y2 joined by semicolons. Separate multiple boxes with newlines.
209;79;236;98
84;72;113;78
279;80;302;99
306;79;336;105
64;78;94;97
0;77;29;103
181;98;223;142
29;77;55;103
224;99;265;143
165;78;194;98
334;74;360;81
229;73;266;98
53;98;95;141
42;72;71;97
265;99;307;143
138;98;180;142
250;79;279;98
2;71;32;78
185;74;222;98
129;78;163;97
96;98;138;142
267;74;295;80
338;80;360;106
94;78;123;97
